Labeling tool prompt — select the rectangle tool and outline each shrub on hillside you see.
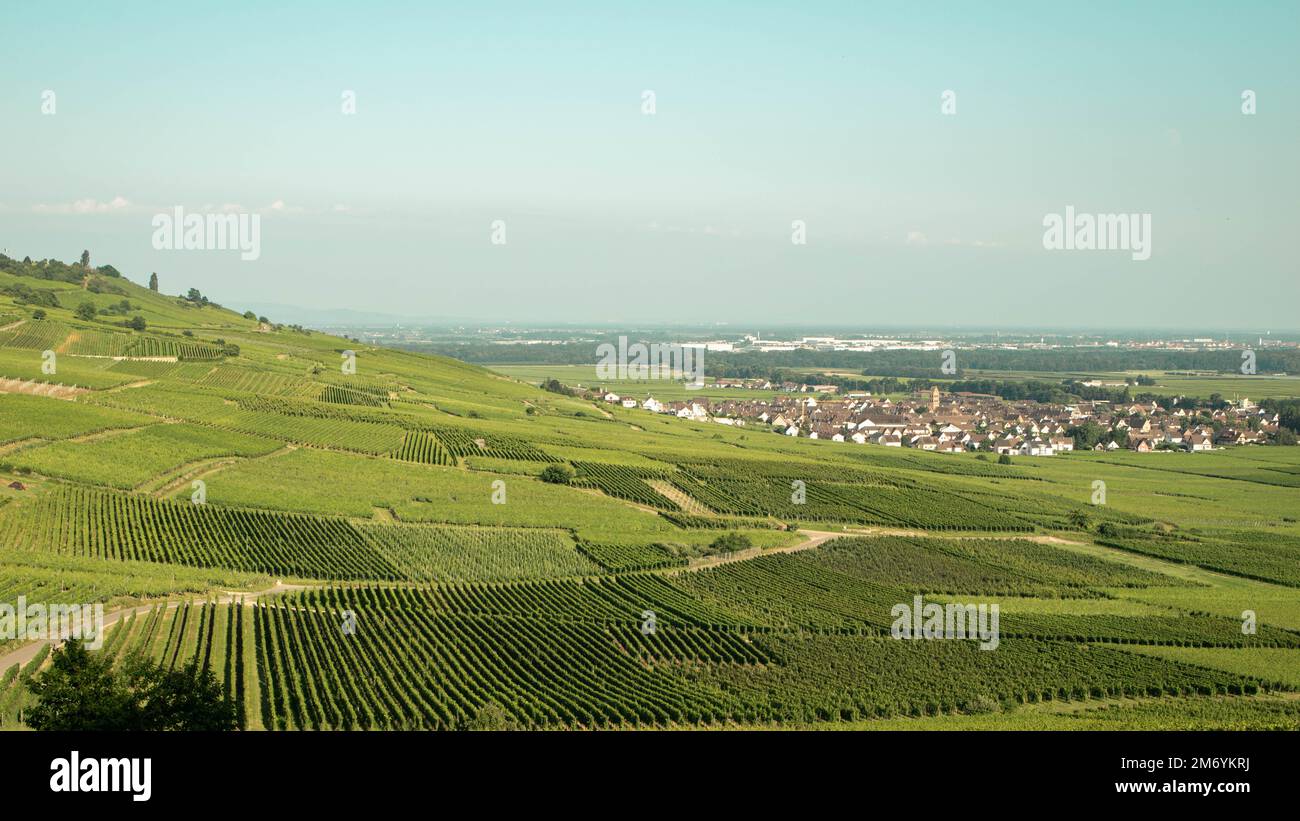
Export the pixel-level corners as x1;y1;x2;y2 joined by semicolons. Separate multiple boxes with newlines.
539;464;574;484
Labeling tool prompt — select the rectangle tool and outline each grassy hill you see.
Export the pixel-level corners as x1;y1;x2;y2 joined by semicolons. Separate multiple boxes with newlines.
2;253;1299;730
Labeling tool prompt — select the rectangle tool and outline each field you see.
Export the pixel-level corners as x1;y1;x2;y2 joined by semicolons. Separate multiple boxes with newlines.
2;261;1299;731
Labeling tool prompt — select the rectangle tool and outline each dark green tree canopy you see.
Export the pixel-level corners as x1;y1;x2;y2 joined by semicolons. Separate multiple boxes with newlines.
25;639;237;731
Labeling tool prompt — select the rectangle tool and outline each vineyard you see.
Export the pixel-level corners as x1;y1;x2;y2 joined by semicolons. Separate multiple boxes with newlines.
2;257;1298;733
389;430;455;465
0;320;69;351
572;461;679;509
424;425;559;462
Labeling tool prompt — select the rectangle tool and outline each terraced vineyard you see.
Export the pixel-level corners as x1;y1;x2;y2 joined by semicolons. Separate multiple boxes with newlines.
2;249;1298;732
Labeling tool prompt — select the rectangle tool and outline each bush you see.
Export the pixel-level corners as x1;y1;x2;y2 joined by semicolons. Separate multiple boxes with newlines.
74;302;97;321
539;464;575;484
997;453;1013;465
709;532;752;552
128;315;146;331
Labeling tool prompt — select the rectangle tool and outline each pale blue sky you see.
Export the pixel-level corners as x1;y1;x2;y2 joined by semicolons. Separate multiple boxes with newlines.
1;1;1296;329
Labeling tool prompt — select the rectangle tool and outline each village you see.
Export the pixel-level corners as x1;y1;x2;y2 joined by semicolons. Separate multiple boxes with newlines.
599;384;1285;455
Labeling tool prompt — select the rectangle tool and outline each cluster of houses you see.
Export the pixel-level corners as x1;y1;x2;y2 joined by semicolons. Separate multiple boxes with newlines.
600;386;1286;455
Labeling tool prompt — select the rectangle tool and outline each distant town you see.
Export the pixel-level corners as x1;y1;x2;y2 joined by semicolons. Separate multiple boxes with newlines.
596;384;1287;455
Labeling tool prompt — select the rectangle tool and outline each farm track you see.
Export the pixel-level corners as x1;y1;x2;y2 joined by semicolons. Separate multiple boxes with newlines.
647;479;711;515
0;581;315;674
146;444;296;497
54;331;79;354
676;528;842;572
0;377;87;400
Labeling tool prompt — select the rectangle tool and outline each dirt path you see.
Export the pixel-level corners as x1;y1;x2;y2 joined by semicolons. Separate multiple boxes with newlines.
676;528;842;572
647;479;711;515
0;377;88;400
0;581;314;674
843;525;1086;545
143;457;241;496
55;331;80;355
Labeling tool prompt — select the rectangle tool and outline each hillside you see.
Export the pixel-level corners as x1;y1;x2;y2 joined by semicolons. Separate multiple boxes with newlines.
2;254;1299;730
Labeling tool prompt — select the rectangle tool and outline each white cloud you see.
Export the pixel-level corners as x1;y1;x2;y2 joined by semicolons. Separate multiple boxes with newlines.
32;196;130;214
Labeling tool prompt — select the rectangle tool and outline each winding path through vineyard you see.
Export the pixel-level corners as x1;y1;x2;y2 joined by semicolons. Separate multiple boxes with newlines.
0;580;312;673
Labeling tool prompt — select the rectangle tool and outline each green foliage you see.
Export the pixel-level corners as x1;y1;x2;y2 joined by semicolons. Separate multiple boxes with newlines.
539;464;575;484
709;532;753;552
25;639;237;731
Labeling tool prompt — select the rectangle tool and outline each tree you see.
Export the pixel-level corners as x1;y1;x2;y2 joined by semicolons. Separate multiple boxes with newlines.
119;654;237;731
31;309;46;320
709;532;752;552
149;272;158;291
1065;420;1107;451
186;288;202;303
1068;509;1092;530
542;378;573;396
128;315;147;331
74;301;97;321
242;310;257;320
25;640;237;731
24;640;134;731
79;250;90;269
539;464;574;484
997;453;1013;465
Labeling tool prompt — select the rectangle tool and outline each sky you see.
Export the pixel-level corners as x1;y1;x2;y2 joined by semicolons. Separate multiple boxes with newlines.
1;1;1297;330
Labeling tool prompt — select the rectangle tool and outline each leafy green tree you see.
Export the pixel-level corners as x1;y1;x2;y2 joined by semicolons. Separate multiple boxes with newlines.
149;272;159;291
709;532;752;552
1065;420;1107;450
997;453;1013;465
74;301;97;321
26;640;237;731
31;308;45;320
539;464;574;484
128;315;147;331
79;250;90;268
24;640;134;730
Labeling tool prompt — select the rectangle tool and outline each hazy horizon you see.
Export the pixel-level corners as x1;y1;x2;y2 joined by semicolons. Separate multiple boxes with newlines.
2;1;1296;330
